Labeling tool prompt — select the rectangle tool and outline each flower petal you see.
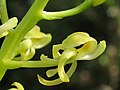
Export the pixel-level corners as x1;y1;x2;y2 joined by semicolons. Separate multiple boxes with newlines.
32;34;52;49
58;48;76;82
19;39;35;60
37;61;77;86
78;40;106;60
24;25;46;39
46;68;58;77
8;82;24;90
75;39;98;59
0;17;18;38
62;32;93;49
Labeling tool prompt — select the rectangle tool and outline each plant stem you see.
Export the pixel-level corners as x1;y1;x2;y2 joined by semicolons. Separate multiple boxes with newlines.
0;0;49;61
6;60;58;69
42;0;93;20
0;62;7;80
0;0;9;23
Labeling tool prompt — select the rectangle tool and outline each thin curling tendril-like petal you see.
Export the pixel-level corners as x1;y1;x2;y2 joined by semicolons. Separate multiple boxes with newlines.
8;82;24;90
58;48;76;82
19;39;35;60
46;68;58;78
37;61;77;86
52;44;63;59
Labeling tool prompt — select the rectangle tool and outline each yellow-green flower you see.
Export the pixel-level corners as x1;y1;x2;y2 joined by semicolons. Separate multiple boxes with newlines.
38;32;106;86
0;17;18;38
18;25;52;60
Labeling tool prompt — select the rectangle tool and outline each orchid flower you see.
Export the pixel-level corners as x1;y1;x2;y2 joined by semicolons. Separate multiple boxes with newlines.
38;32;106;86
17;25;52;60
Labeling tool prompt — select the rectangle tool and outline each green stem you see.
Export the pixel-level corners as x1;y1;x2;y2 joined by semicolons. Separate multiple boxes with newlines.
0;0;49;61
42;0;93;20
5;60;58;69
0;0;9;23
0;62;7;81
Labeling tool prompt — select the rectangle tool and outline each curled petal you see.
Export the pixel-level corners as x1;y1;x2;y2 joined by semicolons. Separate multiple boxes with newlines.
60;32;106;61
40;54;58;67
40;54;54;61
24;25;52;49
19;39;35;60
0;31;8;38
52;44;63;59
37;61;77;86
32;34;52;49
46;68;58;77
22;48;35;60
24;25;45;39
58;48;76;82
8;82;24;90
0;17;18;38
37;75;62;86
78;40;106;60
62;32;93;49
75;39;97;59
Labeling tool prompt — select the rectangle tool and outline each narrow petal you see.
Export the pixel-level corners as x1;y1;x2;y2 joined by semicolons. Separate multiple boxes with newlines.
0;17;18;37
46;68;58;77
75;39;97;59
8;82;24;90
78;40;106;60
58;48;76;82
32;34;52;49
37;61;77;86
52;44;63;59
24;25;45;39
19;39;35;60
62;32;91;49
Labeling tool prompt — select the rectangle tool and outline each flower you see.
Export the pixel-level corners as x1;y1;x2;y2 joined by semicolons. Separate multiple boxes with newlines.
38;32;106;86
0;17;18;38
18;25;52;60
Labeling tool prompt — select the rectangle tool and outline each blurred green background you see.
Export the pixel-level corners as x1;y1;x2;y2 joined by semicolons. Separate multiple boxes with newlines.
0;0;120;90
